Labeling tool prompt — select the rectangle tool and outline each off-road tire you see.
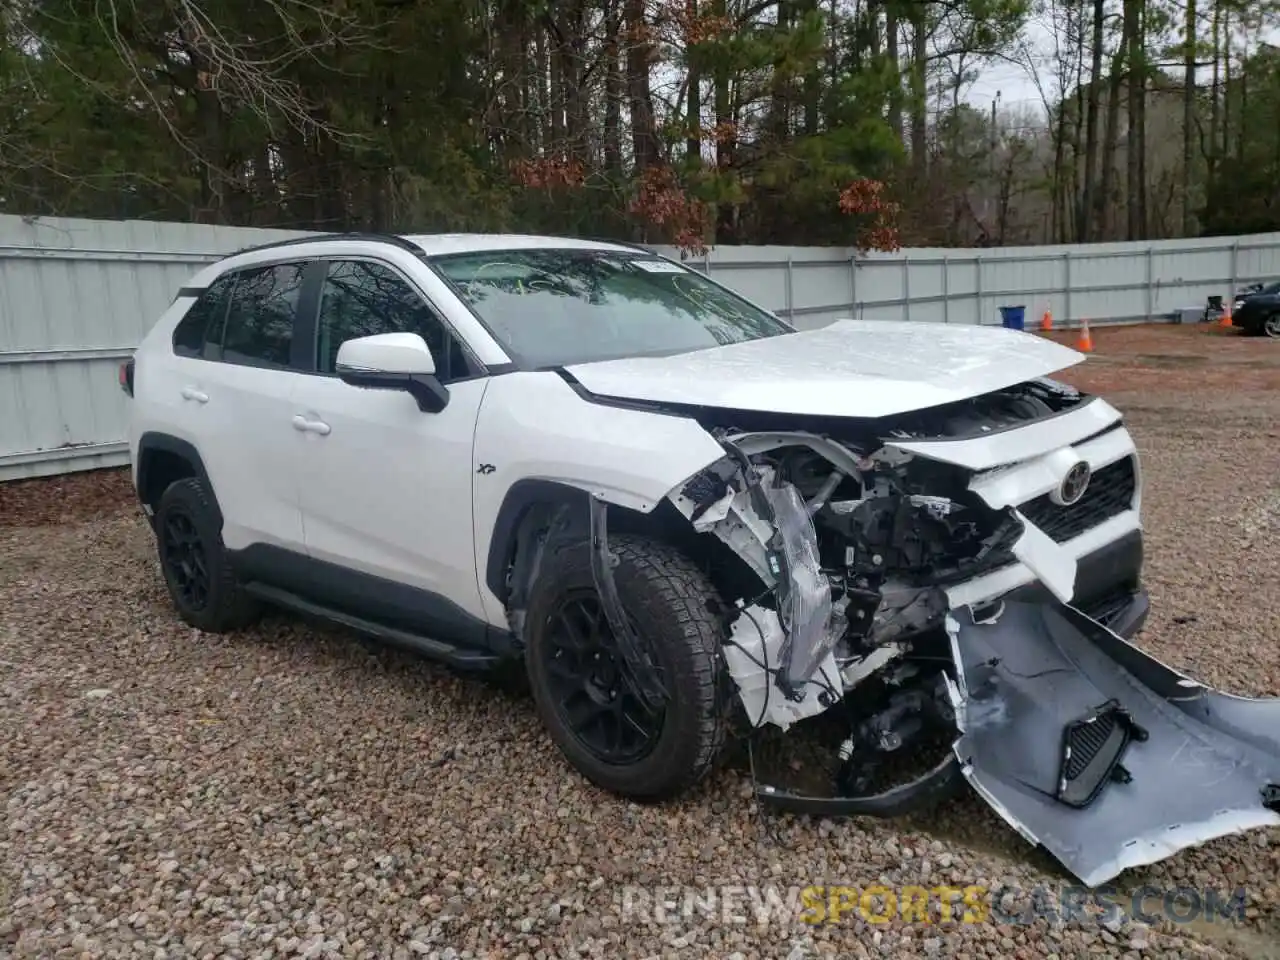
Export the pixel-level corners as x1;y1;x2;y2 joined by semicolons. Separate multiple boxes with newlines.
524;534;729;801
155;477;262;633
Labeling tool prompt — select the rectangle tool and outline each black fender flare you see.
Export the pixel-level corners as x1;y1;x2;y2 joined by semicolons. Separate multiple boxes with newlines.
483;479;593;603
135;432;222;528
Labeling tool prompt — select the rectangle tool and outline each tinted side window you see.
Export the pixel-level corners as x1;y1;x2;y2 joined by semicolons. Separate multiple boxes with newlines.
316;260;472;381
172;275;235;358
221;263;306;368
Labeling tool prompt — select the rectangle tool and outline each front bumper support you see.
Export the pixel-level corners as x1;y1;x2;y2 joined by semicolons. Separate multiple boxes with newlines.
755;592;1280;888
753;586;1150;820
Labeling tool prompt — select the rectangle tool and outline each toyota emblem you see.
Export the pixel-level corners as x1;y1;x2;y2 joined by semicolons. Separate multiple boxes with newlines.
1054;460;1092;506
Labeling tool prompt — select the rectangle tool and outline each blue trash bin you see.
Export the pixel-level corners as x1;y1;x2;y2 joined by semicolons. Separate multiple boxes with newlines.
999;305;1027;330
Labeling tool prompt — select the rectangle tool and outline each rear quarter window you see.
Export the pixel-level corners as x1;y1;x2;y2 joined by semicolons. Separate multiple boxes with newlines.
172;275;235;358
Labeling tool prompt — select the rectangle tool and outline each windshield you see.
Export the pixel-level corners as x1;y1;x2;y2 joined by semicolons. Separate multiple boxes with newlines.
429;248;791;367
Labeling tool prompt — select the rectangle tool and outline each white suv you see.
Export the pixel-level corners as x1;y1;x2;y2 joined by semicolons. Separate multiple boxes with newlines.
122;233;1280;886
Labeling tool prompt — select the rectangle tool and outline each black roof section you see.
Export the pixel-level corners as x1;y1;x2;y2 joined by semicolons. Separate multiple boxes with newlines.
227;232;424;259
579;237;658;254
222;231;676;264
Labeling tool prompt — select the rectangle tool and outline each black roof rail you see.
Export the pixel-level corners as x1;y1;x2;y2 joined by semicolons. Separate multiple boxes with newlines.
582;238;703;262
581;236;659;253
226;231;424;259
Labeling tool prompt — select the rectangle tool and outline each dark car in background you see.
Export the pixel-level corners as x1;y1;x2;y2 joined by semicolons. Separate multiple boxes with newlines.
1232;281;1280;338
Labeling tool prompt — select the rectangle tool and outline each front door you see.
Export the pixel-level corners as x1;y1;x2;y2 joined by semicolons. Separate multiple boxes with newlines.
290;258;492;639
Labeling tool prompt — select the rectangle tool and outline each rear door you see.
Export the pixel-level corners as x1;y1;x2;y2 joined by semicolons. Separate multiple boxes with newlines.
136;272;238;466
190;260;323;553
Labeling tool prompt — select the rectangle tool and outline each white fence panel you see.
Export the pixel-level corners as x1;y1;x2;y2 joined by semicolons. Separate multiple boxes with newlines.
656;234;1280;331
3;212;1279;479
0;216;311;480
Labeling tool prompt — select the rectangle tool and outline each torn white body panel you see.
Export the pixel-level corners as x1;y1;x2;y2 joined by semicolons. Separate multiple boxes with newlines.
1006;514;1077;603
679;466;837;705
675;403;1143;620
667;401;1145;738
885;397;1124;470
944;509;1141;609
724;605;843;731
965;424;1138;511
681;480;777;584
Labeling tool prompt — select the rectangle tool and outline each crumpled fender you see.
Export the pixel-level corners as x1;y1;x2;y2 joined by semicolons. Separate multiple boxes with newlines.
946;600;1280;887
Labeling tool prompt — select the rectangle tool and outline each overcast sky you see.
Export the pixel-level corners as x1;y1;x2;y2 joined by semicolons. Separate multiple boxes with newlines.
959;18;1070;118
964;59;1048;114
959;17;1280;118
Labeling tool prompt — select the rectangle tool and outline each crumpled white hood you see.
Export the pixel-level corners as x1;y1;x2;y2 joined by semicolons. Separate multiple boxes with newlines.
564;319;1084;419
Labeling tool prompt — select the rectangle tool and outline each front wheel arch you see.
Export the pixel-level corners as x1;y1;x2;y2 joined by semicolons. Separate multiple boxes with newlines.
484;479;693;606
484;478;766;619
484;479;594;605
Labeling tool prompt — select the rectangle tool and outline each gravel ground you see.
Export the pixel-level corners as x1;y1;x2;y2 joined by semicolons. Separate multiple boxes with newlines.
2;324;1278;960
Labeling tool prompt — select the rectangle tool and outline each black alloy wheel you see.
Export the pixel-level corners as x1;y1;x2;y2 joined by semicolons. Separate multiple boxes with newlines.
538;591;664;765
523;533;729;800
161;508;210;611
153;477;261;632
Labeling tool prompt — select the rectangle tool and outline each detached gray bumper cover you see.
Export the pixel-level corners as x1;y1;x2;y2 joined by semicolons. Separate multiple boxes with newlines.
948;600;1280;887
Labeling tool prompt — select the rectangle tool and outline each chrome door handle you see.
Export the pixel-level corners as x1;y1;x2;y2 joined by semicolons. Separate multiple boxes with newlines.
291;415;331;436
181;387;209;403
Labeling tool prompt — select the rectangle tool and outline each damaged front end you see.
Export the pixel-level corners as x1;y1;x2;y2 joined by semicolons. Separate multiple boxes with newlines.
664;382;1280;887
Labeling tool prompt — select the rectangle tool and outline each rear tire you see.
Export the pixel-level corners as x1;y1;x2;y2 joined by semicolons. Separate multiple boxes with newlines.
154;477;261;633
524;534;729;800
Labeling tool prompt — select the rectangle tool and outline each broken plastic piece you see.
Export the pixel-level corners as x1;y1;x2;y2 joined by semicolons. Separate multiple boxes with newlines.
722;604;841;731
588;496;668;711
1007;512;1077;603
765;482;835;690
754;753;964;817
947;600;1280;887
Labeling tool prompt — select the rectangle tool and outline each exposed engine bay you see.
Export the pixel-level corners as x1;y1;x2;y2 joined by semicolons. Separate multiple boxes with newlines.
656;377;1280;887
666;380;1075;730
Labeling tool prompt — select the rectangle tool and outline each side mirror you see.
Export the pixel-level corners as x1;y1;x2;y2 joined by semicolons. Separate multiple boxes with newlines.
335;333;449;413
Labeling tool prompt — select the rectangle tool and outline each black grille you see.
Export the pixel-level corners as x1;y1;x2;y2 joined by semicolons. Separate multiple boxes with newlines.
1057;704;1135;808
1019;457;1136;544
1063;712;1117;780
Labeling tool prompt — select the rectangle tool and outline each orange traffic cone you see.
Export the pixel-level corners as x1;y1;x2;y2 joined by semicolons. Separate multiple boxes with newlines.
1219;303;1233;328
1077;318;1094;353
1040;307;1053;331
